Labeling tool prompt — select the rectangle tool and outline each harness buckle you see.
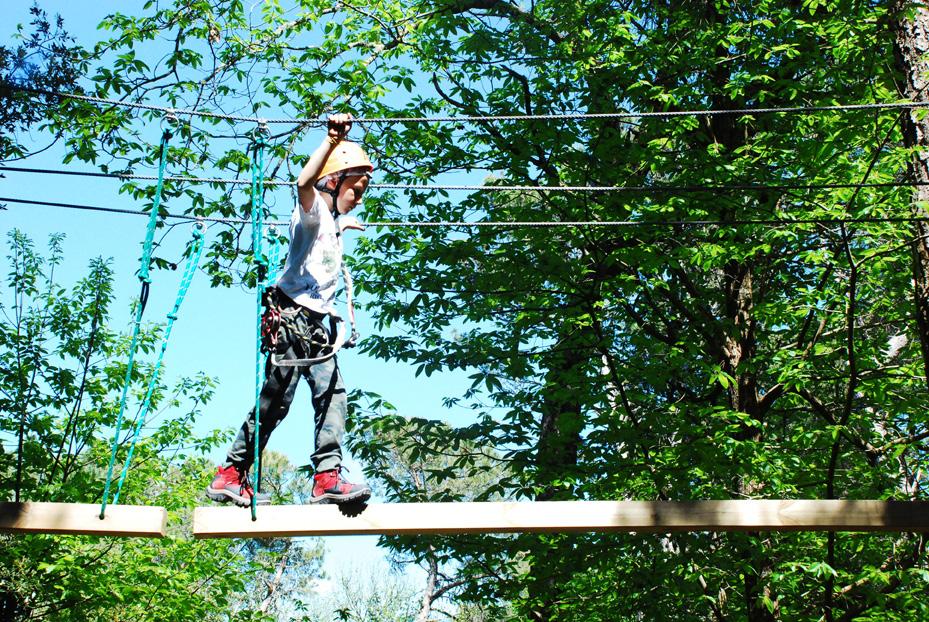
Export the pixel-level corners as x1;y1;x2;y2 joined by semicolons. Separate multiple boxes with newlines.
259;286;284;354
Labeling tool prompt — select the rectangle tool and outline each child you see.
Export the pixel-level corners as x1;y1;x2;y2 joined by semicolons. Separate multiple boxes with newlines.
207;113;372;506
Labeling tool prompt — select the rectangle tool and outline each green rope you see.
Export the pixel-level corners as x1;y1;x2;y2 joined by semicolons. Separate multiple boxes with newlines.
266;227;280;281
100;129;172;520
138;129;172;284
251;135;267;521
111;224;206;505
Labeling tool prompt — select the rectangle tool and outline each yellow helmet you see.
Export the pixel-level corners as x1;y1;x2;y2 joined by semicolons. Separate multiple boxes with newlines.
319;141;374;179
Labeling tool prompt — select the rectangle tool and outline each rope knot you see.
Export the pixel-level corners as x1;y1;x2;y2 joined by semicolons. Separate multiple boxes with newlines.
256;118;270;141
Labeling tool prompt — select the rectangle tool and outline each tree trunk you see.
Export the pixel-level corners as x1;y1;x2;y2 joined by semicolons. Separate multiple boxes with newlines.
890;0;929;394
258;552;288;614
415;555;439;622
702;9;775;612
527;325;588;622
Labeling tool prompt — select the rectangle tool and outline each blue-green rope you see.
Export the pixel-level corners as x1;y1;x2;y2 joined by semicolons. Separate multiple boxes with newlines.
137;130;172;284
111;224;206;505
266;227;281;282
100;129;172;519
251;136;267;521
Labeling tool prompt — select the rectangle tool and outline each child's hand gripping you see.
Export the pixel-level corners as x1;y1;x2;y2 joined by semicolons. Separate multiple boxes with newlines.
327;113;353;142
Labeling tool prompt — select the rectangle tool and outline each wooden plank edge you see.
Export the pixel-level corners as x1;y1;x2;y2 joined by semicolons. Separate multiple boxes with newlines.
0;502;167;538
192;500;929;539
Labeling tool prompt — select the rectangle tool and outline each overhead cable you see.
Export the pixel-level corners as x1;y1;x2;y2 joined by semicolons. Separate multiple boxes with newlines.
2;165;926;194
3;195;927;229
0;196;260;225
12;85;929;125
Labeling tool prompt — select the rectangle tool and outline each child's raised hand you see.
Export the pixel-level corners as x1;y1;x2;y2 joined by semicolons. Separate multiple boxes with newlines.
327;113;353;140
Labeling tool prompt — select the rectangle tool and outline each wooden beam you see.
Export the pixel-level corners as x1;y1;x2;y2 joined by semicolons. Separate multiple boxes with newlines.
0;502;167;537
193;500;929;538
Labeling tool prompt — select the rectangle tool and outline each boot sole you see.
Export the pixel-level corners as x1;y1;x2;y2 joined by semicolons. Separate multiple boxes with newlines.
310;489;371;505
206;486;271;507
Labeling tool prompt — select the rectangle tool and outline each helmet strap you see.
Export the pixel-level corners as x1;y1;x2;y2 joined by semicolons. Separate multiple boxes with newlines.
322;172;349;218
322;169;370;219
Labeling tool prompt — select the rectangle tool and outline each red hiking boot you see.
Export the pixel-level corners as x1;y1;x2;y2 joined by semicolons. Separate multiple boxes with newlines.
311;468;371;504
206;465;271;507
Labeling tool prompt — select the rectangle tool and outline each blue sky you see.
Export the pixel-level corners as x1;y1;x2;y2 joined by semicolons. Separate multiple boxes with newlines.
3;0;473;585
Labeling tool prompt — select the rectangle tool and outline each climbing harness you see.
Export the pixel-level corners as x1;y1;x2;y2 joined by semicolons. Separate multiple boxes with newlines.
259;270;359;368
266;309;346;367
259;287;283;354
100;124;173;520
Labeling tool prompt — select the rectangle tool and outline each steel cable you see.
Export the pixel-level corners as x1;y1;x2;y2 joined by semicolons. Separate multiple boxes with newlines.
11;84;929;125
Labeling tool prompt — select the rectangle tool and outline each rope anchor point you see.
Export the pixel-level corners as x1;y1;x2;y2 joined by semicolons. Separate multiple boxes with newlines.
161;109;179;131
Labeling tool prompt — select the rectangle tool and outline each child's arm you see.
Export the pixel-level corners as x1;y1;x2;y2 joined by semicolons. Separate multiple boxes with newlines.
296;113;353;213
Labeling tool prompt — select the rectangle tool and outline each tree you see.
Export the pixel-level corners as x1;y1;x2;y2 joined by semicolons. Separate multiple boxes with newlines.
7;1;929;620
352;2;929;619
0;229;264;621
0;3;79;160
304;559;420;622
890;0;929;393
348;408;512;621
231;451;326;620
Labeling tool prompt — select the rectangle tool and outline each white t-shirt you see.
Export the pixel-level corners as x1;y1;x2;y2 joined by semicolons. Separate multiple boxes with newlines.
276;195;342;315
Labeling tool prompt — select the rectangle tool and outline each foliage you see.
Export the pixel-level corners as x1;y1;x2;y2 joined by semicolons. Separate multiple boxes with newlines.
0;229;266;621
8;1;929;620
302;560;420;622
0;3;79;160
232;451;327;620
348;407;512;620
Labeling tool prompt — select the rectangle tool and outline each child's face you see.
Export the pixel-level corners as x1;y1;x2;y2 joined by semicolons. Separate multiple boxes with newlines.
336;174;370;214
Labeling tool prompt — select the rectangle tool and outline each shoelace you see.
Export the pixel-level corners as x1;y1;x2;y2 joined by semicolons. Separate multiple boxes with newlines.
332;465;357;485
238;469;257;497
